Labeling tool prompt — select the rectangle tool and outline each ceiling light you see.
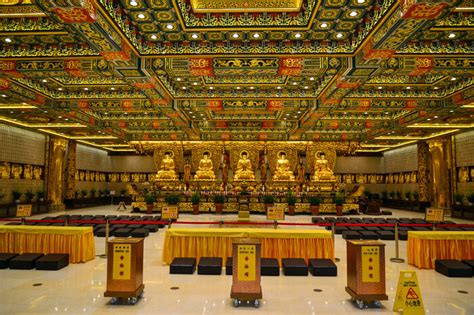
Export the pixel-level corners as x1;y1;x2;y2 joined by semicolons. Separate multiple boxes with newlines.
9;111;13;113
232;33;239;38
286;113;290;116
151;34;157;40
182;86;186;90
433;86;439;90
349;11;358;17
192;116;196;118
448;33;456;38
4;38;11;43
193;82;198;85
191;33;198;39
343;112;347;115
385;112;389;115
336;33;343;38
406;86;411;89
450;110;454;113
310;77;314;81
378;86;383;89
321;23;328;28
253;33;260;38
176;78;182;81
427;118;431;121
42;79;47;83
138;13;145;19
249;86;254;90
84;87;89;91
292;82;297;85
304;86;309;89
209;86;214;90
1;94;6;97
110;87;115;90
166;24;173;30
236;86;241;89
277;86;282;89
58;116;62;119
293;115;297;118
130;0;138;6
189;111;193;114
44;110;48;113
450;77;456;81
357;0;365;3
297;111;301;113
364;112;368;115
58;88;63;91
434;116;438;118
294;33;301;38
64;118;69;121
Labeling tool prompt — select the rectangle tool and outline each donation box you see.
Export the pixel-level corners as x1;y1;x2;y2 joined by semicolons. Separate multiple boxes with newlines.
345;240;388;301
231;239;262;301
105;238;144;298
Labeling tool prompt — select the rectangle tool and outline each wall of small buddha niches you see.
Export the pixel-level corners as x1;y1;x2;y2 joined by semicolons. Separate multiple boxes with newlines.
455;130;474;196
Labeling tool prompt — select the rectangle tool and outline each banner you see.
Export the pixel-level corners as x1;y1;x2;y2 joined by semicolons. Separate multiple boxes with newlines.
267;204;285;221
16;204;32;217
425;208;444;223
162;206;178;220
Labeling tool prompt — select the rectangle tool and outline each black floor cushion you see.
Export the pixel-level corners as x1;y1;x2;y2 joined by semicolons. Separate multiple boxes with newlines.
170;257;196;274
198;257;222;275
308;258;337;276
461;260;474;276
94;228;115;237
9;253;44;270
261;258;279;276
342;231;360;240
435;260;472;278
335;226;348;234
143;225;159;233
114;228;132;237
35;254;69;270
398;230;408;241
226;257;232;275
377;230;395;240
131;228;149;238
282;258;308;276
0;253;19;269
360;231;379;240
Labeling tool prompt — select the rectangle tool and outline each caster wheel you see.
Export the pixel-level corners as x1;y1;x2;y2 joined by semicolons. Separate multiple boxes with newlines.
254;300;260;308
373;300;382;308
233;299;239;308
128;297;138;305
139;292;145;299
356;300;364;309
110;297;120;304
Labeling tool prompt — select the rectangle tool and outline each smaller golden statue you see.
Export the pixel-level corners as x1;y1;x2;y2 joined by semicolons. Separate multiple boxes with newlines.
0;162;11;179
312;152;336;182
459;167;469;182
233;151;255;181
155;152;178;180
272;152;295;181
12;164;22;179
194;152;216;180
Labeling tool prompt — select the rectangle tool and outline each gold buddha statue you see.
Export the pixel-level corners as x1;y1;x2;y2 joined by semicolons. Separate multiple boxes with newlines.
194;152;216;180
155;152;178;180
272;152;295;181
233;151;255;181
312;152;336;182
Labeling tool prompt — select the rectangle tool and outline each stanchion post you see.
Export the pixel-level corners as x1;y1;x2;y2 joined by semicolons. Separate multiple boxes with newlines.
432;223;436;231
21;217;25;225
168;219;172;229
390;223;405;263
65;217;68;226
273;220;278;229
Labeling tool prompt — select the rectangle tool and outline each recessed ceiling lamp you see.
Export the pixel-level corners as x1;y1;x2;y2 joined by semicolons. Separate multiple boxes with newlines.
151;34;157;39
4;38;11;43
434;115;438;118
450;77;456;81
232;33;239;38
42;79;47;83
209;86;214;90
182;86;186;90
58;88;63;91
277;86;282;89
130;0;138;6
176;78;182;81
236;86;241;89
336;33;343;38
349;11;358;17
249;86;254;90
292;82;297;85
357;0;365;3
84;87;89;91
138;13;145;19
385;112;389;115
191;34;198;39
110;87;115;90
406;86;411;89
320;23;328;28
304;86;309;89
433;86;439;90
310;77;314;81
166;24;173;30
1;94;6;97
448;33;456;38
294;33;301;38
253;33;260;38
378;86;383;89
193;82;198;85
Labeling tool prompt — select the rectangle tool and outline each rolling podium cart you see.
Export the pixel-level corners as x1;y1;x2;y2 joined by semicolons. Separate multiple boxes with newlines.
104;238;144;305
345;240;388;309
230;239;262;308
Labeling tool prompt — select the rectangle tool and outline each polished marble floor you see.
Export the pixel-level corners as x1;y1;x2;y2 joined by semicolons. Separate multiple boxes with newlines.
0;206;473;315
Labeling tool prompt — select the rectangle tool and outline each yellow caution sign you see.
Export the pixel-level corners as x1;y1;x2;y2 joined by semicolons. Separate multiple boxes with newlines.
112;244;131;280
237;244;256;281
393;271;425;315
267;204;285;221
361;246;380;282
162;206;178;220
425;208;444;223
16;204;32;217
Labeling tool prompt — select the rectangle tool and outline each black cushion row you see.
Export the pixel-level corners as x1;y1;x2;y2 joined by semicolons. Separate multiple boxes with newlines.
435;260;473;277
342;230;405;240
0;253;69;270
93;227;153;238
170;257;337;277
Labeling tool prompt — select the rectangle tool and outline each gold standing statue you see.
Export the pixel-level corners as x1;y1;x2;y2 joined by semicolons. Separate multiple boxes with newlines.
233;151;255;180
155;151;178;180
312;152;336;182
194;152;216;180
272;152;295;181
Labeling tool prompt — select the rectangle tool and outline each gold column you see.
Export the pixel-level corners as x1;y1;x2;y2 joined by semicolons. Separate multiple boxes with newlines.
65;141;77;199
427;139;450;209
46;137;68;210
417;142;430;202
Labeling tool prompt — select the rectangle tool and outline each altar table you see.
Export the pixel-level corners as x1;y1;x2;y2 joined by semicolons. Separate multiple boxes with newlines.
162;227;334;265
407;231;474;269
0;225;95;263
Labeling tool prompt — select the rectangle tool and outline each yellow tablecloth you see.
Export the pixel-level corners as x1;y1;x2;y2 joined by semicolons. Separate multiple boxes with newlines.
407;231;474;269
0;225;95;263
162;227;334;264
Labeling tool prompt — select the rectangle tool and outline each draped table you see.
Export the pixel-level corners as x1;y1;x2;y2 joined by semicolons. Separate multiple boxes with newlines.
407;231;474;269
0;225;95;263
162;227;334;265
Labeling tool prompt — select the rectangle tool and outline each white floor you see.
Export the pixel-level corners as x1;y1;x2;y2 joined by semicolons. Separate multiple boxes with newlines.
0;207;473;315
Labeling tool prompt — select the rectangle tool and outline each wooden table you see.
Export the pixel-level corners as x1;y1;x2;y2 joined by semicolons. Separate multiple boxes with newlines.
407;231;474;269
162;227;334;265
0;225;95;263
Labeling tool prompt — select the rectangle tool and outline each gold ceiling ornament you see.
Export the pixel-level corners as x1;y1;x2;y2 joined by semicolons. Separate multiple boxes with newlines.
189;0;303;13
0;0;32;5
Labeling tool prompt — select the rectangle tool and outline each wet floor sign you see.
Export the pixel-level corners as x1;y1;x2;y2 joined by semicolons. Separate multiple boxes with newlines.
393;271;424;315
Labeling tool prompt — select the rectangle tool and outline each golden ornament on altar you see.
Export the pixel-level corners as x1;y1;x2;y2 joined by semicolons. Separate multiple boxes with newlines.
233;151;255;181
155;151;178;180
272;151;295;181
194;151;216;180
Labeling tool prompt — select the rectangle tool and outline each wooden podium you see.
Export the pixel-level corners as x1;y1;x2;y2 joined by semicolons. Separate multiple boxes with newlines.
345;240;388;309
230;239;262;308
104;238;144;305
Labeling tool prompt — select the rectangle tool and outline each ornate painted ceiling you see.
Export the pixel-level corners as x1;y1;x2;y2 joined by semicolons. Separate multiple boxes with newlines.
0;0;473;153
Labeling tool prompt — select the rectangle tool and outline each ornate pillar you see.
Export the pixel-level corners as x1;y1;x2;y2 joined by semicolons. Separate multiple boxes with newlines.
65;141;77;199
46;137;68;211
427;139;450;209
417;142;430;202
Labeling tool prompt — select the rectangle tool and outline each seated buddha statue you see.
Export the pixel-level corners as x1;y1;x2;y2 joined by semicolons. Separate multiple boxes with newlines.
194;152;216;180
312;153;336;182
272;152;295;181
233;152;255;181
155;152;178;180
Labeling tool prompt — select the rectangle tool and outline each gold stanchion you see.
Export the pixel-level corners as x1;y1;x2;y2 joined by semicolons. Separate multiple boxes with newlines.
390;223;405;263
